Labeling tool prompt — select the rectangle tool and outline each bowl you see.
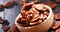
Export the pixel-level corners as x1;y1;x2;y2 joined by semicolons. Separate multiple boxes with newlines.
15;4;54;32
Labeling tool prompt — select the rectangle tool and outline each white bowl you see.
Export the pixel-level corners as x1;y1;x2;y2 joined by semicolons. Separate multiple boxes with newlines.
15;4;54;32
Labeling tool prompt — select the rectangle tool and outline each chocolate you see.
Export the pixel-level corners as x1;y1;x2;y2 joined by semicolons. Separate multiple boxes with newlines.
3;20;8;23
0;4;4;11
2;25;10;31
21;2;34;10
44;11;49;16
30;20;42;26
52;21;60;29
5;2;14;8
50;3;56;9
55;28;60;32
44;2;56;9
54;14;60;20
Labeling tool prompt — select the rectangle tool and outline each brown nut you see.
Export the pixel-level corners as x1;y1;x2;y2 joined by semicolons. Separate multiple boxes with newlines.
5;2;14;8
50;3;56;9
43;15;47;20
52;21;60;29
34;4;44;10
39;13;44;20
30;20;42;26
44;2;56;9
43;7;48;11
31;16;39;22
44;11;49;16
0;4;4;11
44;2;52;5
54;14;60;20
55;28;60;32
21;2;34;11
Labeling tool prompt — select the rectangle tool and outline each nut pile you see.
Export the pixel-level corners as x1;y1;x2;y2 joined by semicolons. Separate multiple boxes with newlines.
17;2;50;27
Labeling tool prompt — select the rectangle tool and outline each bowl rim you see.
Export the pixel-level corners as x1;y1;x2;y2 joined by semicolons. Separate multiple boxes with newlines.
15;4;53;29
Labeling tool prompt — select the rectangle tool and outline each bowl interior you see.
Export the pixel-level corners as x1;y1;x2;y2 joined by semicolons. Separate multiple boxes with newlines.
15;4;52;28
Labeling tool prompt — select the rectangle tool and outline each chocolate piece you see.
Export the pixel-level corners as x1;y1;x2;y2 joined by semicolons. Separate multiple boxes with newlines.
0;4;4;11
52;21;60;29
55;0;60;2
50;3;56;9
2;20;10;26
5;2;14;8
23;4;33;11
55;14;60;20
21;2;34;11
55;28;60;32
3;20;8;23
44;11;49;16
44;2;56;9
43;15;47;20
30;20;42;26
43;7;48;11
31;16;40;22
39;13;44;20
34;4;44;11
2;25;10;31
